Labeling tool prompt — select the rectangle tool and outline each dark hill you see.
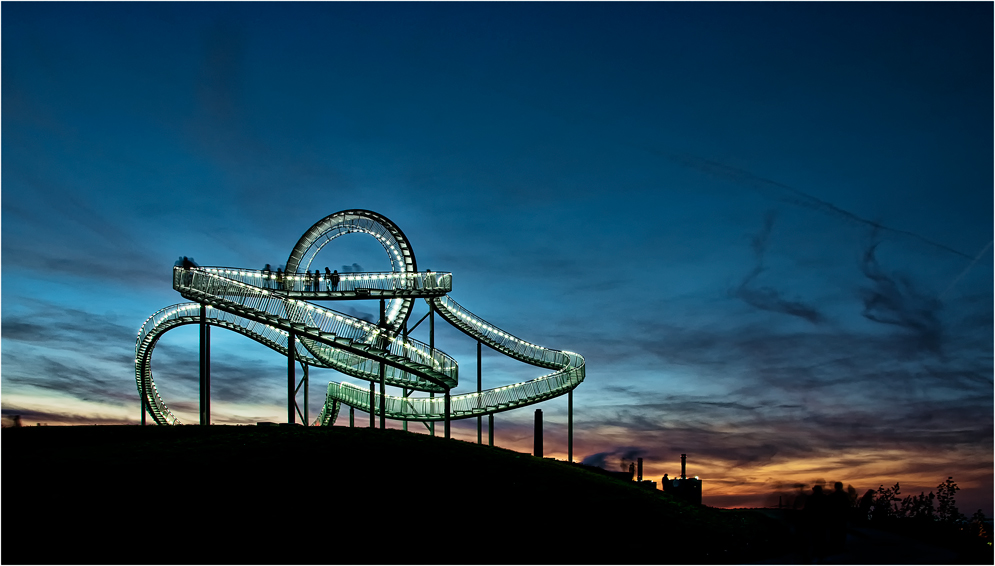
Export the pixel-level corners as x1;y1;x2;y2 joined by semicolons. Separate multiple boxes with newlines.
2;425;788;564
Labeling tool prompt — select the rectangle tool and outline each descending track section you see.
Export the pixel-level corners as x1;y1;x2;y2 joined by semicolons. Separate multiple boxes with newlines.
314;295;584;425
136;209;584;427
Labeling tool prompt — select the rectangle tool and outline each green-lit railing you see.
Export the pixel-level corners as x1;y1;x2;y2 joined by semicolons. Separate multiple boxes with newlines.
198;267;451;295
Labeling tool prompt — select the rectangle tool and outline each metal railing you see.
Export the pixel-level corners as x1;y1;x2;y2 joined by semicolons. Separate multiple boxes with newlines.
197;267;451;295
323;349;584;421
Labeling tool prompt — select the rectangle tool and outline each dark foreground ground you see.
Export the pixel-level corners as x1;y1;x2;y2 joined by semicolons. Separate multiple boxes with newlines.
2;426;989;565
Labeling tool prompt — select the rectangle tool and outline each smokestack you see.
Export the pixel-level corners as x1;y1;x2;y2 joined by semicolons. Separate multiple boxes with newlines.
681;454;686;480
534;409;543;458
637;458;643;481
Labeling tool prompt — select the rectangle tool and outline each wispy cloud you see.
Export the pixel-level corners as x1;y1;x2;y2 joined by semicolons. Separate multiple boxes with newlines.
732;211;825;324
667;154;973;260
859;241;944;355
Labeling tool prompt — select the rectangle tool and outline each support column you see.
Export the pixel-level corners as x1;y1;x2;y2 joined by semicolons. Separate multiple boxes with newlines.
429;302;435;437
534;409;543;457
140;354;147;425
402;389;409;432
444;389;451;439
477;340;482;444
350;407;355;428
568;389;574;463
370;380;376;428
379;362;386;430
206;322;210;424
200;304;211;426
303;364;309;427
379;299;387;430
402;323;408;433
287;330;296;424
488;414;494;447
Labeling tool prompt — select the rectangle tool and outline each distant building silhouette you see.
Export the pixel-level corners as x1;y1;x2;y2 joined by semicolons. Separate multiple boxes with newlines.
661;454;702;505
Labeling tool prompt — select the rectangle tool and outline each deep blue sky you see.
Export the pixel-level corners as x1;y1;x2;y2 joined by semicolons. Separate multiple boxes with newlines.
3;2;991;513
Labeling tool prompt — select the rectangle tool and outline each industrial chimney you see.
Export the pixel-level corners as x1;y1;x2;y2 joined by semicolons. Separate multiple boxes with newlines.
681;453;687;480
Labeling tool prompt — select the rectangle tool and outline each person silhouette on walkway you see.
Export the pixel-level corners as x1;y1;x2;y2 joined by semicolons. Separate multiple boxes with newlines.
263;264;272;289
313;269;322;292
179;256;195;285
276;268;285;291
331;269;339;291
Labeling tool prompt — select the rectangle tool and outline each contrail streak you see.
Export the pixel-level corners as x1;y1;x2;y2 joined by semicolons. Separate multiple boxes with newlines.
666;153;974;260
939;240;992;300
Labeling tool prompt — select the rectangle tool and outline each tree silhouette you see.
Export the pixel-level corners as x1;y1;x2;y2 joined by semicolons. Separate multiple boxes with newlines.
936;477;963;523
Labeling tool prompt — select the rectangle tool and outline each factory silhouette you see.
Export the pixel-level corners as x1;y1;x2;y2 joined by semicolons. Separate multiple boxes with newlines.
573;451;703;506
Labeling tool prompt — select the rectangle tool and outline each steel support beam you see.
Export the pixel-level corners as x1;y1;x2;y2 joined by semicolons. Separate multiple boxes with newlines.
402;323;409;433
444;389;451;439
199;304;211;426
287;330;296;424
402;388;409;432
370;380;375;428
141;367;147;426
379;362;386;430
429;302;435;437
303;364;309;426
379;299;386;430
477;340;482;444
488;414;494;447
568;389;574;463
350;407;354;428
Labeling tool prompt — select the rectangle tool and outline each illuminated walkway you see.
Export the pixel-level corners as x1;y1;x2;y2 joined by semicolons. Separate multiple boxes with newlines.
135;210;585;440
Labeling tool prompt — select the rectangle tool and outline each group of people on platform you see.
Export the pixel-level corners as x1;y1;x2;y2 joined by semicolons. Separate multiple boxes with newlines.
177;257;443;294
261;264;339;292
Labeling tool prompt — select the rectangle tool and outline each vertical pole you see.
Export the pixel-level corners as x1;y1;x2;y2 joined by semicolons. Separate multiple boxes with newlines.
444;389;451;439
429;393;435;436
379;299;386;430
429;302;435;437
350;407;355;428
141;353;147;425
477;340;482;444
141;380;147;425
205;323;210;424
303;364;309;427
370;380;376;428
534;409;543;457
402;323;408;432
199;304;207;426
287;331;296;424
568;389;574;463
379;362;386;430
402;389;409;432
488;414;494;447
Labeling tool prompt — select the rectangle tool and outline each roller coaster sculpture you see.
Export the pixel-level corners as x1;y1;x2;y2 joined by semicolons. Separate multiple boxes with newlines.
135;210;585;445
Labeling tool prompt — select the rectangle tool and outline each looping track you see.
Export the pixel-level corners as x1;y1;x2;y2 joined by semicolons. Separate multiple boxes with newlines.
135;210;585;426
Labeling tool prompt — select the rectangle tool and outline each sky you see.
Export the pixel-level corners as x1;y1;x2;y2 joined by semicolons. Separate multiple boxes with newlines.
3;2;992;516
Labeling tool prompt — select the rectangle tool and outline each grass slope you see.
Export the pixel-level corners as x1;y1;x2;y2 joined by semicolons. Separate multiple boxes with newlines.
2;426;788;564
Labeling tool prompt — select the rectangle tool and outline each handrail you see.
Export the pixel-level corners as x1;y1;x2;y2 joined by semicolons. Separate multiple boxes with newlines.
197;267;452;295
